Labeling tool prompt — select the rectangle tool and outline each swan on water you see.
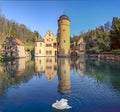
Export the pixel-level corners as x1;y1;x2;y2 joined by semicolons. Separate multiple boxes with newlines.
52;98;72;110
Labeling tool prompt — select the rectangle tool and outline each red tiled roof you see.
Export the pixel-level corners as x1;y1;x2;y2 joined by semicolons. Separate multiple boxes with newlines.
14;38;24;46
4;37;24;46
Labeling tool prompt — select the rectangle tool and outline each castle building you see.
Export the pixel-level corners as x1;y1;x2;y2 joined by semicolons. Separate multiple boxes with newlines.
57;14;70;57
34;14;85;57
35;31;57;57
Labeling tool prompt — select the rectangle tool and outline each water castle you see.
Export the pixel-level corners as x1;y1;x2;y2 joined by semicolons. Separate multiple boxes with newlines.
34;14;86;57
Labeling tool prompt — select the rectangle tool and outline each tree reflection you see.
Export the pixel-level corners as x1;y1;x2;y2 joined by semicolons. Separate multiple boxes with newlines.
70;57;85;76
3;58;25;77
85;59;120;91
0;57;120;96
0;58;35;96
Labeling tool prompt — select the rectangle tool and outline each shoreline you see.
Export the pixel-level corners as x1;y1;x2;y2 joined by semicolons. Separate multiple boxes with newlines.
86;53;120;61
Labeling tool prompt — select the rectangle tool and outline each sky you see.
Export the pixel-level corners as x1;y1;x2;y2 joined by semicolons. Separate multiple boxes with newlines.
0;0;120;37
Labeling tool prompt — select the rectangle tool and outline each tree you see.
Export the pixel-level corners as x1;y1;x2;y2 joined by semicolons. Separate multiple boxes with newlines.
104;21;111;32
110;17;120;49
34;30;41;40
0;12;42;45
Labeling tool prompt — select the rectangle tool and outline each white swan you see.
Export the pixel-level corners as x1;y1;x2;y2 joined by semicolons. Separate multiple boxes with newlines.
52;98;72;110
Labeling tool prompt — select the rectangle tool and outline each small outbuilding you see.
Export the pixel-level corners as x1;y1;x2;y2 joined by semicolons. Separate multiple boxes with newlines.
2;37;26;58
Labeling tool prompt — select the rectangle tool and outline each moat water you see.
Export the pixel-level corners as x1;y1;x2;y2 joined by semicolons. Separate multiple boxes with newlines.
0;57;120;112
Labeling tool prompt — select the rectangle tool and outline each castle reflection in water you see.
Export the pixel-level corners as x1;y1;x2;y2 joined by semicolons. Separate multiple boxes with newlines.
34;57;85;94
0;57;85;95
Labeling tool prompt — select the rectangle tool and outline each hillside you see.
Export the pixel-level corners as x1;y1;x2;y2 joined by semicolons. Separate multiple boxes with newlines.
0;13;41;47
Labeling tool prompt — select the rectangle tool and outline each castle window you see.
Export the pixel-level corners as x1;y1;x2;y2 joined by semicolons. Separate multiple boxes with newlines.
49;50;52;54
40;43;42;47
53;43;56;47
39;50;41;54
46;66;52;69
54;66;57;70
46;44;51;47
49;59;52;62
63;29;65;32
49;32;51;36
64;40;66;43
46;50;48;54
39;60;41;64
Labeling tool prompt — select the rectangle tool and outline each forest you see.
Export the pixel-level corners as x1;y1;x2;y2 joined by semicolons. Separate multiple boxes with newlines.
71;17;120;54
0;13;41;47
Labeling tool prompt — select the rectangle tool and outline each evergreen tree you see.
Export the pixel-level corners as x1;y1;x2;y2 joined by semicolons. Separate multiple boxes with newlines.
110;17;120;49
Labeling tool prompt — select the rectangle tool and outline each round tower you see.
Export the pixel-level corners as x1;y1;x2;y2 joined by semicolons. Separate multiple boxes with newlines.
58;14;70;57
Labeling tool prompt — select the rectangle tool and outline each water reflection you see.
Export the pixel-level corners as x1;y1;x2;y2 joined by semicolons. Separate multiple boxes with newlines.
0;57;120;97
34;57;57;80
70;57;85;76
3;58;25;77
0;57;120;111
85;59;120;91
57;58;71;94
34;57;86;94
0;59;25;95
0;58;34;96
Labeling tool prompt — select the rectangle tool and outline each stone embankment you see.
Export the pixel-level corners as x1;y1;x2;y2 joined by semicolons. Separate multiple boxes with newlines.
86;53;120;61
